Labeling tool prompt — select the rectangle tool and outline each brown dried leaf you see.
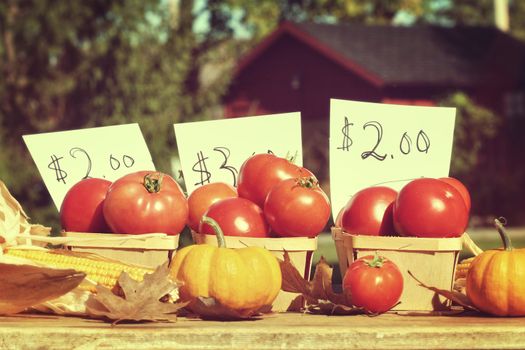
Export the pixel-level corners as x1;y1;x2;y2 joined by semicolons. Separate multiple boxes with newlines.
279;251;359;315
306;300;365;316
310;256;349;305
187;297;270;320
86;262;186;324
0;263;85;315
279;250;312;296
408;271;479;312
286;295;306;312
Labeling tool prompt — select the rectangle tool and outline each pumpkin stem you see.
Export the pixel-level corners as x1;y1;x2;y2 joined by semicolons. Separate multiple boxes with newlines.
494;217;512;251
201;216;226;248
143;172;164;193
363;251;385;268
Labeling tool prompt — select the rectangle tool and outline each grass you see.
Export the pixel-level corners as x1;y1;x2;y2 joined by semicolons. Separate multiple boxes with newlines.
311;226;525;285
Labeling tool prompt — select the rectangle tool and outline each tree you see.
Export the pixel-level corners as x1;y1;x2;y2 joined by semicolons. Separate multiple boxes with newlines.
225;0;525;42
438;92;499;178
225;0;427;40
0;0;241;229
413;0;525;41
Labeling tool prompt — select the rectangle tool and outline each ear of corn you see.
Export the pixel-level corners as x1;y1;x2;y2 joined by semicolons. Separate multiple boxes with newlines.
455;256;475;280
4;247;153;292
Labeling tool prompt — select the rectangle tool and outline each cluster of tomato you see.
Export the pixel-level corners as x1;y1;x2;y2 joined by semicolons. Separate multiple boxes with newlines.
337;177;471;314
194;153;330;238
336;177;471;238
60;170;188;235
60;153;331;239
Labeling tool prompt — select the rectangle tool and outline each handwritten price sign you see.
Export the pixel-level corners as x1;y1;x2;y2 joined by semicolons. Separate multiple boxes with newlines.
23;124;155;210
329;99;456;218
190;147;245;187
174;113;302;194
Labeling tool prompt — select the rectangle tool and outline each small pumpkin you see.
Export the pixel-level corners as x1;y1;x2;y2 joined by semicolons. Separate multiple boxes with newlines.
466;218;525;316
169;216;281;315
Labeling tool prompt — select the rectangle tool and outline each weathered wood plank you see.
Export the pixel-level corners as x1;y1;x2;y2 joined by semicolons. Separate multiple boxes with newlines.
0;313;524;349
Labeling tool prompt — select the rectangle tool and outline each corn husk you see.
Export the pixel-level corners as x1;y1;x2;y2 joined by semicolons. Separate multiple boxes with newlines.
0;180;51;249
0;262;85;315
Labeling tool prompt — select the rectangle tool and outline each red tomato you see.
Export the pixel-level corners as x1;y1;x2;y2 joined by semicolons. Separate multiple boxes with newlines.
264;177;330;237
103;171;188;235
187;182;237;232
393;178;468;238
343;254;403;313
60;178;112;233
237;153;311;207
341;186;397;236
439;177;471;213
199;197;270;237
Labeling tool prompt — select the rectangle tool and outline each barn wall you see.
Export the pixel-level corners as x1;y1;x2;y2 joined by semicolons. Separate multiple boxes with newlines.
225;33;381;120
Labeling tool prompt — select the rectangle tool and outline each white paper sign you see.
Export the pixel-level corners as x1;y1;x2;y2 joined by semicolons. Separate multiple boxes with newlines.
174;113;302;194
329;99;456;218
23;124;155;210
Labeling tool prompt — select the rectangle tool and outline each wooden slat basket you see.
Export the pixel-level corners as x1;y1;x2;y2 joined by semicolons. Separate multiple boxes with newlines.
331;227;462;312
63;232;180;268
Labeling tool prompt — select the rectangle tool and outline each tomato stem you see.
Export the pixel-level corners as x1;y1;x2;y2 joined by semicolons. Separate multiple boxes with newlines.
295;176;318;189
364;252;385;268
494;217;512;251
285;150;298;164
143;173;164;193
201;216;226;248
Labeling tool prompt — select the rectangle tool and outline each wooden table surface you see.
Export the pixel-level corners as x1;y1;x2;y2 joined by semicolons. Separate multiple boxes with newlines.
1;312;524;350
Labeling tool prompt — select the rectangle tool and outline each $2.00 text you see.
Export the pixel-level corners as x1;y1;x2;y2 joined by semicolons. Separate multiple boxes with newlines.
48;147;136;184
338;117;431;160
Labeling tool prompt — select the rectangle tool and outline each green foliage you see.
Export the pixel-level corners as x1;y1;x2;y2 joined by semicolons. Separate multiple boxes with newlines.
435;92;525;224
0;0;239;231
438;92;499;177
414;0;525;41
226;0;427;39
227;0;525;43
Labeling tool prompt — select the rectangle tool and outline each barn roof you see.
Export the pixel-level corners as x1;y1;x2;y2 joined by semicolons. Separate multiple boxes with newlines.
236;21;525;88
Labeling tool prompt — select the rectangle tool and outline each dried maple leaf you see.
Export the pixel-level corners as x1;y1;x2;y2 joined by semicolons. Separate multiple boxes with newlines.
86;262;187;324
279;251;358;315
0;263;85;315
408;270;479;312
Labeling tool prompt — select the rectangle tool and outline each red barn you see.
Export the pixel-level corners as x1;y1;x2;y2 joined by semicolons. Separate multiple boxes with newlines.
224;21;525;222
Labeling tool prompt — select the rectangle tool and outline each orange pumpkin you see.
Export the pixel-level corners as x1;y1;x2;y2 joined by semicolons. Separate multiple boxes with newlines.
169;217;281;315
466;218;525;316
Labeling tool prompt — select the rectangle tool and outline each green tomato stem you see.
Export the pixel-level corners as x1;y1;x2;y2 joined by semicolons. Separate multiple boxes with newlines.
201;216;226;248
363;252;385;268
285;150;298;164
494;217;513;251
